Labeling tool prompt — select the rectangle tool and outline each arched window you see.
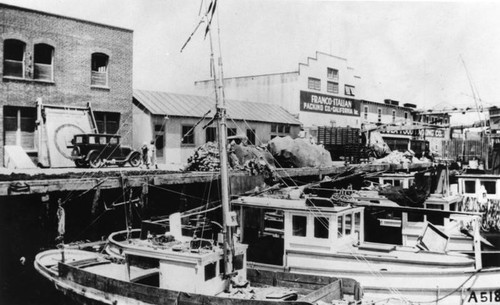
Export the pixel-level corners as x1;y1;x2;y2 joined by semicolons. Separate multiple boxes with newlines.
3;39;26;78
91;53;109;87
34;43;54;81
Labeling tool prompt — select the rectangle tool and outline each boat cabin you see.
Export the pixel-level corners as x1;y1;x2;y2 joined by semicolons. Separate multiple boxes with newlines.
122;238;247;295
233;196;364;265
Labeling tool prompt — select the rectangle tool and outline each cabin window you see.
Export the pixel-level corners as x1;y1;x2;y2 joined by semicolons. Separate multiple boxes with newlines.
204;262;217;281
354;212;361;235
314;217;329;239
393;180;401;187
109;137;118;145
464;180;476;194
345;214;352;235
383;179;392;185
99;136;106;144
34;43;54;81
292;215;307;237
206;127;216;143
219;259;225;275
181;125;195;145
75;136;83;144
89;136;96;144
364;106;368;120
337;215;344;237
233;254;244;270
481;181;496;195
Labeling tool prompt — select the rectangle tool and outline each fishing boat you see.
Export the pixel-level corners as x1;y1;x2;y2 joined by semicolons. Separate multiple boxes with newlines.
231;186;500;304
34;3;362;304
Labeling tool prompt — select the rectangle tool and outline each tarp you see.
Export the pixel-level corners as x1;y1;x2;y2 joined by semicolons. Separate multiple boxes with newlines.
42;107;94;167
268;136;333;168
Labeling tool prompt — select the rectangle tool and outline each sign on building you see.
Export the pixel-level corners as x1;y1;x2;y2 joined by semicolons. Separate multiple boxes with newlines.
300;91;360;117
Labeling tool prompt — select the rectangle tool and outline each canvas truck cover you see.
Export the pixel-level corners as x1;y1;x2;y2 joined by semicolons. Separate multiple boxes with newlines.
40;107;95;167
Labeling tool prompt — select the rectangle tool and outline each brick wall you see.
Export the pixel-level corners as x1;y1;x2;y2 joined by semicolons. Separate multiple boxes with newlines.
0;4;133;165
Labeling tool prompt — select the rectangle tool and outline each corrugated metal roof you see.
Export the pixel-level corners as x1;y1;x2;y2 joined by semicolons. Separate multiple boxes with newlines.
133;90;301;125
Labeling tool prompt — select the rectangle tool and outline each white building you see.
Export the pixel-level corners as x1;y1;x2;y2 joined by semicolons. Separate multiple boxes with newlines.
195;52;362;137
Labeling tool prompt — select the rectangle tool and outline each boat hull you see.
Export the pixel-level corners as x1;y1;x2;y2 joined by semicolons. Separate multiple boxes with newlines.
35;249;353;305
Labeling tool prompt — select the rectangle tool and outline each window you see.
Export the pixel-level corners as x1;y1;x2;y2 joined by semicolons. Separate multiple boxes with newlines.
314;217;329;239
271;124;290;138
345;85;355;96
91;53;109;87
292;215;307;237
364;106;368;120
481;181;496;195
308;77;321;91
327;81;339;94
327;68;339;81
3;106;36;150
34;43;54;81
337;215;344;237
206;127;216;143
377;108;382;123
246;129;256;145
204;262;216;281
109;137;118;145
464;180;475;194
404;112;409;121
345;214;352;235
354;212;361;236
181;125;195;144
3;39;25;78
227;128;237;137
94;112;120;134
233;254;244;270
392;110;396;123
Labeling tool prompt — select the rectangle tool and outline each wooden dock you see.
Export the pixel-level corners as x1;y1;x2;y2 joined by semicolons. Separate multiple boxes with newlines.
0;162;432;197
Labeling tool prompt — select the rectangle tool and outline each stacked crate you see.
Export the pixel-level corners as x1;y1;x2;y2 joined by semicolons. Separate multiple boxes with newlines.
317;126;362;162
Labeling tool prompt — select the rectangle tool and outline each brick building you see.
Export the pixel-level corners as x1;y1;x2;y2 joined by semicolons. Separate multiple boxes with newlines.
0;4;133;167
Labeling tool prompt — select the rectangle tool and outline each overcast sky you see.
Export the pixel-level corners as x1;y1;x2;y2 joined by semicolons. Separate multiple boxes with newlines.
2;0;499;122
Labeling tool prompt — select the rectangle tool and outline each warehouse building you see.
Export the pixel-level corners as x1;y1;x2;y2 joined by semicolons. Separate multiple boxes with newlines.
133;90;302;165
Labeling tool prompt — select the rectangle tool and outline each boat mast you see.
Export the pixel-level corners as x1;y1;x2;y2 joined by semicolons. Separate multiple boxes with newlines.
207;15;233;285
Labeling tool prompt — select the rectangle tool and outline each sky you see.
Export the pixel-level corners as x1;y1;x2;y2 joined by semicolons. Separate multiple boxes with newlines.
2;0;499;124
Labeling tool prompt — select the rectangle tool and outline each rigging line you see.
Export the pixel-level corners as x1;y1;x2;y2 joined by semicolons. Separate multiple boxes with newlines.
147;183;221;205
226;114;299;188
197;169;218;244
183;204;221;218
180;109;212;143
60;108;136;205
225;114;289;181
460;55;484;126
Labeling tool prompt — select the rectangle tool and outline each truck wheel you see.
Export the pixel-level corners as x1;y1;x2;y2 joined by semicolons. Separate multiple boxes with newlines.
88;151;103;168
129;152;141;167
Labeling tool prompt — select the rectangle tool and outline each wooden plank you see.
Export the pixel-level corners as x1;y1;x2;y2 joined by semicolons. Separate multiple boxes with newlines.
299;280;342;303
